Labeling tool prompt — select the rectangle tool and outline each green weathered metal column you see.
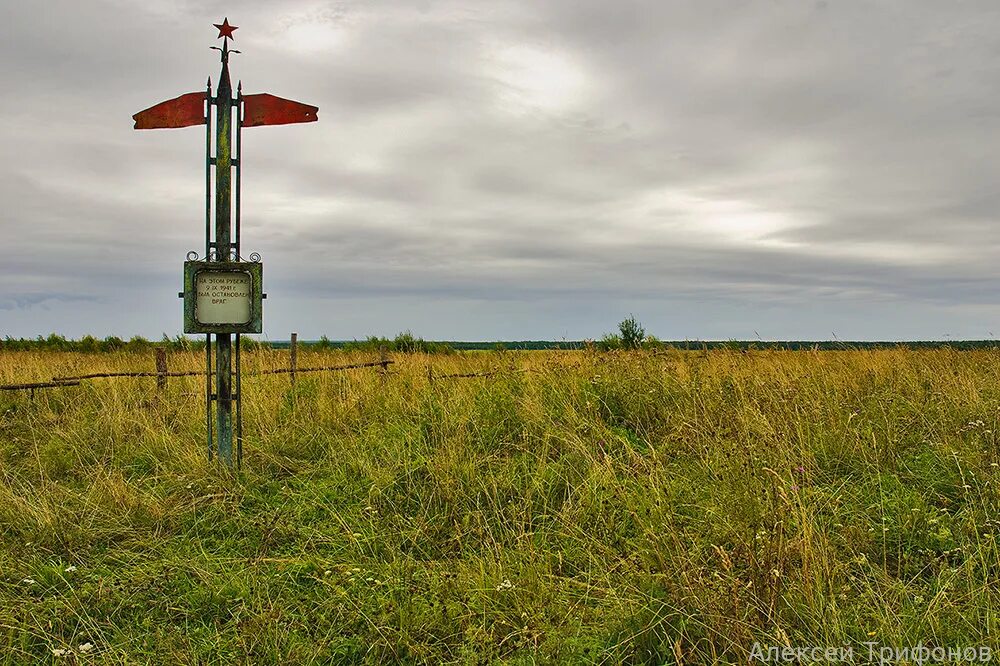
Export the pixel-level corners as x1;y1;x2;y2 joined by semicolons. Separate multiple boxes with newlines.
215;41;234;466
235;80;244;470
205;76;214;462
136;18;317;468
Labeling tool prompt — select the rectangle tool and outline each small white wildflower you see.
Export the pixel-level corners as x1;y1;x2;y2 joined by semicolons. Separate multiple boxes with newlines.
64;565;77;573
51;648;69;657
78;642;94;654
496;578;515;591
22;578;36;584
323;570;332;576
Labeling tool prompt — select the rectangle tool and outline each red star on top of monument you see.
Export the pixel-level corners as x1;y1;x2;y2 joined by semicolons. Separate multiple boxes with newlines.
214;18;238;40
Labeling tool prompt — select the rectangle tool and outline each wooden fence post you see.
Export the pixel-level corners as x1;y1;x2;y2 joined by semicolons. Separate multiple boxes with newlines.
290;332;298;386
155;348;168;391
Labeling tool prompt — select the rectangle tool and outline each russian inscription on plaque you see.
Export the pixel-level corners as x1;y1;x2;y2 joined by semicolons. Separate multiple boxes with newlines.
197;271;251;325
183;261;263;335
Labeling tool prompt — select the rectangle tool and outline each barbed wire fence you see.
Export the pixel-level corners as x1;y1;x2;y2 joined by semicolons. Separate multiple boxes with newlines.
0;336;399;398
0;335;527;398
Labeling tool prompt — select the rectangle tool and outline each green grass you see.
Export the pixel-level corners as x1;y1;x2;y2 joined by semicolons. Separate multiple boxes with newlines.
0;348;998;663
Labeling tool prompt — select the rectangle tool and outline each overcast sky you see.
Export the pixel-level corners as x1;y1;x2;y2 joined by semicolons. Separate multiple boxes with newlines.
2;1;1000;341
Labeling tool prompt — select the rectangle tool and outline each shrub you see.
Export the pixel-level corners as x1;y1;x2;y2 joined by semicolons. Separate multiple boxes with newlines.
597;316;648;351
618;315;645;349
597;333;622;352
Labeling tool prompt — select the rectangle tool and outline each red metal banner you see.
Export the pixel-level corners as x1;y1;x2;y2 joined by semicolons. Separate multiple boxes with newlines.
243;93;318;127
133;92;207;130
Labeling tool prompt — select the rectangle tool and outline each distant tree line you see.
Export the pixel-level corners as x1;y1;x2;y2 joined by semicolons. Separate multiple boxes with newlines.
2;330;999;353
655;339;1000;351
0;334;267;353
310;331;456;354
594;316;1000;352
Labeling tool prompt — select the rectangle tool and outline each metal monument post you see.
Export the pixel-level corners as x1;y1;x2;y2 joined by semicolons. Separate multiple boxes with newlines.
215;37;235;464
133;18;319;467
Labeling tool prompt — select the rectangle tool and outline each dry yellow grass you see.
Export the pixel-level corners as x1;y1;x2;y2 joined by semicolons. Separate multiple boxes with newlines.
1;347;998;663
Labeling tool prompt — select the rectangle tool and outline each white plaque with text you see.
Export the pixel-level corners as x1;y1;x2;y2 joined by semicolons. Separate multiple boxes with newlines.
196;271;252;325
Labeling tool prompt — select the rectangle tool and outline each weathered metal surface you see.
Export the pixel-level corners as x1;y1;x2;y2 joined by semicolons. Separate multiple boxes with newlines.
214;37;236;468
254;360;393;375
183;261;263;334
52;360;390;381
206;78;212;260
205;333;213;461
235;81;243;259
243;94;318;127
235;333;243;470
134;20;318;468
133;92;207;129
0;381;80;391
204;72;213;452
54;370;212;381
217;334;232;467
216;45;233;262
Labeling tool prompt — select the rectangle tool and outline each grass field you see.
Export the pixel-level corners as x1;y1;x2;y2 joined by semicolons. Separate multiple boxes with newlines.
1;348;999;663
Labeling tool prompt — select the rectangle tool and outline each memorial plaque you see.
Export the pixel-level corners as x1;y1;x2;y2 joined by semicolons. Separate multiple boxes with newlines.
141;18;317;466
197;271;251;324
183;260;263;334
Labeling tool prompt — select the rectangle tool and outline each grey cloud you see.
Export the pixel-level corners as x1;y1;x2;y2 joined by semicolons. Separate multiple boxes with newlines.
2;0;999;339
0;293;101;311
